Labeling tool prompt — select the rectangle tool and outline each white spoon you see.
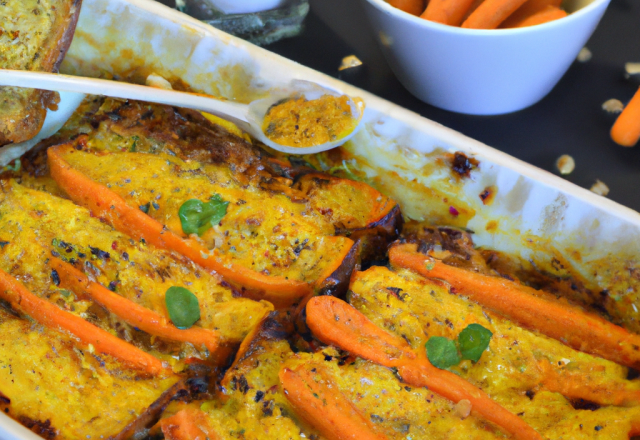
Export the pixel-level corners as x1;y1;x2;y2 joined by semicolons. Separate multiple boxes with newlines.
0;69;365;157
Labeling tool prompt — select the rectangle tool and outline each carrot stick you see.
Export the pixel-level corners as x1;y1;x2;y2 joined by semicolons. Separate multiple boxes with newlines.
389;243;640;369
305;296;543;440
280;366;390;440
461;0;529;28
421;0;478;26
462;0;486;21
0;267;166;376
47;144;312;307
50;257;221;354
389;0;426;15
499;0;562;27
160;408;216;440
503;5;566;27
611;86;640;147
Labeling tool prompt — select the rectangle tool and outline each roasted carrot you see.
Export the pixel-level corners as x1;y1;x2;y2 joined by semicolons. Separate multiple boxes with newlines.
160;408;215;440
47;144;312;307
611;86;640;147
422;0;477;26
461;0;529;28
389;0;426;15
0;267;166;376
503;5;566;27
280;366;390;440
389;243;640;369
50;257;222;354
499;0;562;27
305;296;543;440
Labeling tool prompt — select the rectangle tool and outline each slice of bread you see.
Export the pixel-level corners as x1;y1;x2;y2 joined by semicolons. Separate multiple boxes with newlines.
0;0;83;146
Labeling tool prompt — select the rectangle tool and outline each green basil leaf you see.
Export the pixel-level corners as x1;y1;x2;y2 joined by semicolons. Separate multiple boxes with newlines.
458;323;493;362
178;195;229;236
165;286;200;329
425;336;461;369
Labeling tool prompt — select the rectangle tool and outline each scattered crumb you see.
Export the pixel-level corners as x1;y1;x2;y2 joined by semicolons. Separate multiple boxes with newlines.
556;154;575;175
602;98;624;114
454;399;472;419
338;55;363;71
624;62;640;82
577;47;592;63
378;31;393;47
590;180;609;196
146;73;173;90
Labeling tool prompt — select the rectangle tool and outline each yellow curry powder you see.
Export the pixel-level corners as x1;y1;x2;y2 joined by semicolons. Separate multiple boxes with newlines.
262;94;358;147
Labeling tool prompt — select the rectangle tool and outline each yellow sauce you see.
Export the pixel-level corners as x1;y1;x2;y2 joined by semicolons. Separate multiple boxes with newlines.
262;95;359;147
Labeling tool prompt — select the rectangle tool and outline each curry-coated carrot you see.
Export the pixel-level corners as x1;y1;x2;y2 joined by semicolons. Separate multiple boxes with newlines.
280;366;390;440
389;243;640;369
611;87;640;147
504;5;566;27
305;296;543;440
461;0;529;28
389;0;426;15
422;0;477;26
160;408;216;440
47;144;312;307
499;0;562;27
0;267;166;375
50;257;221;354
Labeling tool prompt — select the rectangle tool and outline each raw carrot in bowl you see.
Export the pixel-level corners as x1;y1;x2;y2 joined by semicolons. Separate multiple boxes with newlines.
504;5;566;27
422;0;478;26
462;0;530;28
388;0;426;15
499;0;562;27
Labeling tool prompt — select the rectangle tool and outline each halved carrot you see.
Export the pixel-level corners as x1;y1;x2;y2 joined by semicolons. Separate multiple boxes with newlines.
422;0;478;26
389;0;426;15
0;267;166;376
280;366;389;440
461;0;529;28
611;86;640;147
160;408;215;440
50;257;222;355
503;5;566;27
305;296;543;440
389;243;640;369
499;0;562;27
47;144;312;307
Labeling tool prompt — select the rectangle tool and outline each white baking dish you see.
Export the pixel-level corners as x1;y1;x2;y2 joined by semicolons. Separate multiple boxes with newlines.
2;0;639;438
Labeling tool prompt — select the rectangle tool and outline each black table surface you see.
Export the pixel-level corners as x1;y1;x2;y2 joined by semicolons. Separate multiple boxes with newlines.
266;0;640;213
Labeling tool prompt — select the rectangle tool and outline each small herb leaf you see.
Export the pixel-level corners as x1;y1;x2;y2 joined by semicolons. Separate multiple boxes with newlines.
179;195;229;236
165;286;200;329
426;336;461;369
458;323;493;362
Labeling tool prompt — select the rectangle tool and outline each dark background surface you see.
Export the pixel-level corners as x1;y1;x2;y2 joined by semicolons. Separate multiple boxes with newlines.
265;0;640;212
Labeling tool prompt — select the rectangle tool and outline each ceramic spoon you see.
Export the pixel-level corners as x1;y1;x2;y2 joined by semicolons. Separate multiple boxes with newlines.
0;69;365;158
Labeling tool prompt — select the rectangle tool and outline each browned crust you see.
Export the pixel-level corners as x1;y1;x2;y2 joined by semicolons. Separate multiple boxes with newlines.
0;0;83;147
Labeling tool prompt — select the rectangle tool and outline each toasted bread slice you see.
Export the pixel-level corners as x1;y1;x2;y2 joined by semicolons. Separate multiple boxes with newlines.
0;0;82;146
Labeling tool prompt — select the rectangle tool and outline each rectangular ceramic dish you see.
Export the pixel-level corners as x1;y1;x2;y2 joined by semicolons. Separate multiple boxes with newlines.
2;0;640;438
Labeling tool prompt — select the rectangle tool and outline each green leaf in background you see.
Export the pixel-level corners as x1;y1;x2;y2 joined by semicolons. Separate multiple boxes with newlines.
425;336;461;369
458;323;493;362
179;194;229;236
165;286;201;329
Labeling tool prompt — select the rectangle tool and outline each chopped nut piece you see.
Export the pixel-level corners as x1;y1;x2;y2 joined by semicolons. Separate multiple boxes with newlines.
577;47;592;63
590;180;609;196
454;399;472;419
556;154;575;175
602;99;624;114
338;55;363;71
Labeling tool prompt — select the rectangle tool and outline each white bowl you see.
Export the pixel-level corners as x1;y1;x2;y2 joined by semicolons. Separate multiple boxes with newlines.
361;0;611;115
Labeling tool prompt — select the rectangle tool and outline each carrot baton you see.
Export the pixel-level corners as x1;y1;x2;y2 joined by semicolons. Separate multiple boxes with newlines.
47;144;312;307
503;5;566;27
280;366;390;440
611;86;640;147
305;296;544;440
159;408;216;440
422;0;478;26
499;0;563;27
389;243;640;369
461;0;529;28
0;267;166;376
50;257;222;354
389;0;426;16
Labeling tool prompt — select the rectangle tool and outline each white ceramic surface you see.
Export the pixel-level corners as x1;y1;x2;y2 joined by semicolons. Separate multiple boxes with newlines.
361;0;611;115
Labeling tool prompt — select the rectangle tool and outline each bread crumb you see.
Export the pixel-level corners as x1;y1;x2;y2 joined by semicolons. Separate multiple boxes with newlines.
339;55;363;71
602;98;624;114
454;399;472;419
577;47;592;63
590;180;609;196
556;155;575;175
